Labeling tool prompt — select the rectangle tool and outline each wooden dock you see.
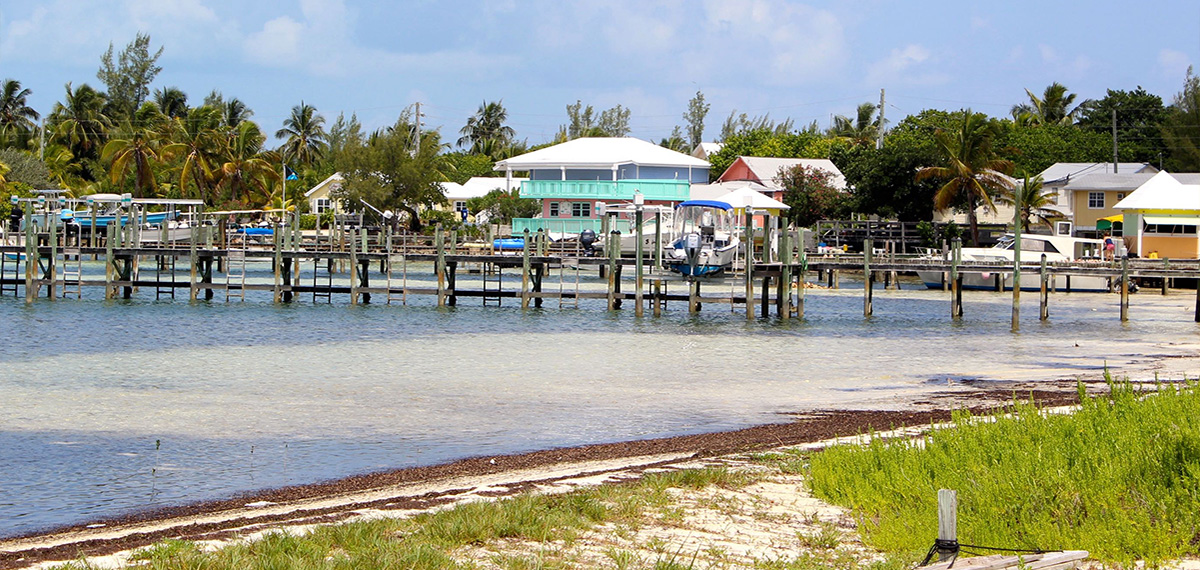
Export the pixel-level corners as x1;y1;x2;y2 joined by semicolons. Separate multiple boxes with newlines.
4;218;1200;326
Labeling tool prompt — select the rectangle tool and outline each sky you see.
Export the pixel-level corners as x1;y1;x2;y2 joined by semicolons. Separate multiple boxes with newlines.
1;0;1199;148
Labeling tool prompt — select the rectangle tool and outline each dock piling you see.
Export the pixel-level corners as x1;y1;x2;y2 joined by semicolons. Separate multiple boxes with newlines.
1039;254;1049;321
863;238;873;317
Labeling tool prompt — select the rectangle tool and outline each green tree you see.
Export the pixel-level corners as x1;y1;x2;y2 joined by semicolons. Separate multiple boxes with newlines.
833;133;941;221
465;188;540;224
995;173;1061;230
441;151;496;184
1076;87;1168;164
48;82;112;180
777;164;850;227
829;103;879;146
336;118;450;230
916;110;1014;245
275;101;328;168
152;86;189;119
659;126;687;152
219;121;280;207
0;148;57;189
457;100;516;154
162;105;222;202
97;33;164;120
1011;82;1080;126
994;122;1113;175
683;90;710;149
563;101;631;138
719;110;794;140
0;79;41;150
705;129;825;180
102;118;165;197
1161;67;1200;172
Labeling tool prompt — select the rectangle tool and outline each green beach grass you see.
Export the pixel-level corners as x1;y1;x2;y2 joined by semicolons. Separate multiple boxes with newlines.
800;376;1200;566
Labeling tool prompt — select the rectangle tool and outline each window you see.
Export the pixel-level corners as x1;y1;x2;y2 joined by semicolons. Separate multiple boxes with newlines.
1144;224;1198;235
571;202;592;217
454;201;467;212
1116;192;1126;201
1088;192;1105;209
315;198;332;213
548;202;560;217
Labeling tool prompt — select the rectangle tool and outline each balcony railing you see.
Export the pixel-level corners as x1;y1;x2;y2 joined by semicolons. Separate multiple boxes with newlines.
520;179;690;201
511;218;633;235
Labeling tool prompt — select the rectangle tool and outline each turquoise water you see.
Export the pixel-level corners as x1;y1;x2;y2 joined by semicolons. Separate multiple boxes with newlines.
1;269;1198;537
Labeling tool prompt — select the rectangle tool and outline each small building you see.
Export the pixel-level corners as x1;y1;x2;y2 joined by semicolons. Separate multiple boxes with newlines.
304;173;344;214
1061;172;1174;236
1038;163;1157;221
1114;171;1200;258
493;137;709;233
434;176;526;223
715;157;846;202
691;142;724;160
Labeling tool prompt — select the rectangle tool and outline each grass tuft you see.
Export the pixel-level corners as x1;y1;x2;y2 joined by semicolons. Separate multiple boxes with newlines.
807;378;1200;565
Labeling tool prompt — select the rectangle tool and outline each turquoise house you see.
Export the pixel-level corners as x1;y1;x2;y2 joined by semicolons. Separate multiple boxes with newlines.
494;137;710;234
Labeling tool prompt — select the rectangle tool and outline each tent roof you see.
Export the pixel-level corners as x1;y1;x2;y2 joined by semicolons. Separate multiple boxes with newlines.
715;186;790;210
1114;171;1200;211
494;137;709;171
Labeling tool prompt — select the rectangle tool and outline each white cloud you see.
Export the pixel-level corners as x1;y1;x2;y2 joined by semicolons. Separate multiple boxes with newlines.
865;44;947;87
1036;44;1092;79
1159;48;1192;80
241;0;514;78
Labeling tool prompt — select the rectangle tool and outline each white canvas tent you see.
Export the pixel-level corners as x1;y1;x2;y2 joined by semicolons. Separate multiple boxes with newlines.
715;186;790;214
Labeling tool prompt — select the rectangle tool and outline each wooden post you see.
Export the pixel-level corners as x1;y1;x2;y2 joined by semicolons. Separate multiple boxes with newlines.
863;237;873;317
937;489;958;563
104;223;115;300
689;278;700;313
653;210;662;274
23;203;33;303
1039;253;1049;321
189;226;198;302
745;208;755;321
47;215;57;300
797;245;806;319
521;228;531;310
1120;256;1129;322
1012;210;1021;333
653;279;663;317
606;229;618;310
779;224;791;319
273;222;283;303
950;238;961;319
635;205;644;317
1162;259;1170;295
436;224;446;308
349;228;359;305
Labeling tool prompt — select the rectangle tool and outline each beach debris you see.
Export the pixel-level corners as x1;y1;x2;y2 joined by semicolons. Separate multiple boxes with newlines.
85;524;105;529
244;501;276;508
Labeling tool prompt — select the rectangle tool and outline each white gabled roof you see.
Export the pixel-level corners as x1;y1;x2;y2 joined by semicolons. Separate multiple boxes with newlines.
1038;162;1157;185
721;157;847;191
443;177;527;200
494;137;709;171
1114;171;1200;211
691;142;724;159
305;173;343;198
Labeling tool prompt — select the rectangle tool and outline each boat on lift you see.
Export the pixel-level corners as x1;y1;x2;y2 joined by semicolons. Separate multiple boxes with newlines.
667;200;740;276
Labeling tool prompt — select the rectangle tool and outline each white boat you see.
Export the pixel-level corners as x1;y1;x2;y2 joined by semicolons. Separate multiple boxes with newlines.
667;200;740;276
595;205;674;255
916;226;1112;292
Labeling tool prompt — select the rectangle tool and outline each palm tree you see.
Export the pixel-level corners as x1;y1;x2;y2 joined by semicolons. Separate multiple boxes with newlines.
996;174;1061;230
275;101;328;168
102;119;164;197
162;105;222;202
830;102;879;146
221;121;280;207
916;110;1014;245
223;98;253;129
458;100;515;153
1011;82;1080;126
0;79;40;148
49;82;112;163
152;86;189;119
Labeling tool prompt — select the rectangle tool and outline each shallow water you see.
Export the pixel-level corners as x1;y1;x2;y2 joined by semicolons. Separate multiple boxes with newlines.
1;267;1198;537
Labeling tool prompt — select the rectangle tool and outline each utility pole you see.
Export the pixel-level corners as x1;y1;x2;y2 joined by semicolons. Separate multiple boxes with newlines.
1112;109;1118;172
414;102;422;156
876;88;886;150
39;118;45;161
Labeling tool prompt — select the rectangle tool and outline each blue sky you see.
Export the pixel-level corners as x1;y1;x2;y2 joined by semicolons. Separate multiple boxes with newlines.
1;0;1198;147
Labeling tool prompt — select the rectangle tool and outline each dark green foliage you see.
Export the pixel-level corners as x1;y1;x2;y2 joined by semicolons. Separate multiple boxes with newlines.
0;148;57;189
706;130;825;181
1077;87;1169;164
465;188;540;224
1162;67;1200;172
833;138;940;221
96;32;163;121
441;151;496;184
994;123;1113;176
778;164;851;227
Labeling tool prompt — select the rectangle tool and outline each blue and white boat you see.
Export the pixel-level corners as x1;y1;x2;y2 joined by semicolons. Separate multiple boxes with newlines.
667;200;740;276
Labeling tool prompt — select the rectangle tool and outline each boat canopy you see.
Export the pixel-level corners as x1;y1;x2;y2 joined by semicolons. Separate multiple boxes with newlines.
675;200;732;211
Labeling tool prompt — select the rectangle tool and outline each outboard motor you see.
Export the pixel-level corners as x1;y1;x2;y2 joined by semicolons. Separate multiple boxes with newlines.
684;232;702;275
579;229;597;255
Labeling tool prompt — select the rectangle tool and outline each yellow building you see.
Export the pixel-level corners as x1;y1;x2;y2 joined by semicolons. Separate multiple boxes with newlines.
1060;172;1160;236
304;173;344;214
1114;171;1200;259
